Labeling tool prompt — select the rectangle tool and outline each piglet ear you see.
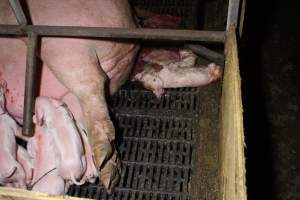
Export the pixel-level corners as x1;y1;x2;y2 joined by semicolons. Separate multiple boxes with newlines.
34;108;44;126
49;98;64;108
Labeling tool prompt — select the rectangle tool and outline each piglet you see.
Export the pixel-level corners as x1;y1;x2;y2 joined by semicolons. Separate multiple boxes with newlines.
131;13;223;98
16;145;33;185
32;169;65;195
0;80;27;188
77;125;98;183
27;125;65;195
133;62;222;98
34;96;87;185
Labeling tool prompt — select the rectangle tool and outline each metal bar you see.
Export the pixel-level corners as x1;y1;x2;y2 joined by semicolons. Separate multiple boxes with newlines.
0;25;226;43
185;44;225;65
8;0;28;25
238;0;246;36
226;0;241;30
23;31;38;136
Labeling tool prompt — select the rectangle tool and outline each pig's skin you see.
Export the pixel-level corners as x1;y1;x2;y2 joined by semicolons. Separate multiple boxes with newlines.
34;97;86;185
16;145;33;185
0;112;27;188
132;47;222;97
27;125;66;194
77;126;98;184
0;0;139;191
134;63;222;98
31;169;65;196
63;126;99;193
0;84;26;188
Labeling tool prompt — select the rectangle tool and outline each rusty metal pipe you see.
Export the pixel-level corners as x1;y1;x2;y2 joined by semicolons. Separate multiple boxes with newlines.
185;44;225;65
8;0;28;25
0;25;226;43
23;31;38;137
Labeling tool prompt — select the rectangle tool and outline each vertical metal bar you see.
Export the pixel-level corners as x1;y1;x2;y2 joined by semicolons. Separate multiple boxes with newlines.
23;31;38;136
226;0;241;30
238;0;246;36
8;0;28;25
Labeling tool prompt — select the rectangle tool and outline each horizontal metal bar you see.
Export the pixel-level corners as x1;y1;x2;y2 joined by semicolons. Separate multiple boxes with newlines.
22;31;38;137
8;0;28;25
185;44;225;65
0;25;226;43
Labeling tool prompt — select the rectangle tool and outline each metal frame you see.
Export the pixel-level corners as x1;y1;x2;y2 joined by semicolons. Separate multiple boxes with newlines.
0;25;226;42
0;0;242;137
226;0;240;29
8;0;27;25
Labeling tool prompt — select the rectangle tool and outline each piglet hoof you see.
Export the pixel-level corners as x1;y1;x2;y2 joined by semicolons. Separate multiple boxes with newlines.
99;150;121;193
153;88;165;99
208;63;223;81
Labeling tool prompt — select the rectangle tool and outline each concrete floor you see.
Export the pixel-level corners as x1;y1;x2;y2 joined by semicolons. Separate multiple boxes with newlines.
240;0;300;199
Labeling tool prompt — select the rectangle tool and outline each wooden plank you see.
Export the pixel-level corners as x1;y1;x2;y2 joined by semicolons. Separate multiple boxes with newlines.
219;25;247;200
0;187;90;200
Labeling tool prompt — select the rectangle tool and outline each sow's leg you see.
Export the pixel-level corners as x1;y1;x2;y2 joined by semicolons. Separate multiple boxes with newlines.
41;38;120;192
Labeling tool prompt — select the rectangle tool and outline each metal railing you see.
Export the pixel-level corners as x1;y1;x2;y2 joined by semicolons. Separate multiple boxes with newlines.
0;0;242;137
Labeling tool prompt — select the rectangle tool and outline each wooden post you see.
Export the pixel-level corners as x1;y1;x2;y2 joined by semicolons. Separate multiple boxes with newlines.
219;25;247;200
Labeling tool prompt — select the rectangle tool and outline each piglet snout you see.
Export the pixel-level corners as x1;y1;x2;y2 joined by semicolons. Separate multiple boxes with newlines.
208;63;223;81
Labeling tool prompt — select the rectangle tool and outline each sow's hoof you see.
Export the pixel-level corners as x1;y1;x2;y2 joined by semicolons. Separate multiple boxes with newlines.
93;141;121;193
99;150;121;193
90;121;121;193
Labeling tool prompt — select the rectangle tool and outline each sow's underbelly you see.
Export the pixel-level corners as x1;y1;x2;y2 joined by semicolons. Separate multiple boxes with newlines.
0;63;69;120
0;37;67;119
0;38;138;120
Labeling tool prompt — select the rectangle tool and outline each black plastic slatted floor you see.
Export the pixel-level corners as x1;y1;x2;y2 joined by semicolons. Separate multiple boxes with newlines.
68;84;199;200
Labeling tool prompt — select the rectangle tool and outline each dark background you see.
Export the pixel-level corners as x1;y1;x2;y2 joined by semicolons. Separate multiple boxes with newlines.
240;0;300;199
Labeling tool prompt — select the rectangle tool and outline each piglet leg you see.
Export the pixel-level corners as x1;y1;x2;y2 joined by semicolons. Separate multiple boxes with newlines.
160;63;222;87
76;125;98;183
16;145;33;185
